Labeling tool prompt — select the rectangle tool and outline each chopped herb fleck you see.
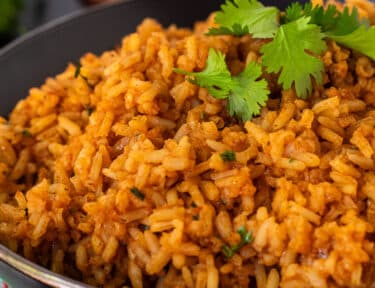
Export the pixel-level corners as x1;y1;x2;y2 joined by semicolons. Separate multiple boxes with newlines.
74;63;94;88
192;214;200;221
200;111;207;120
85;105;94;115
139;224;150;231
288;158;295;163
22;129;32;137
220;150;236;162
81;75;94;89
222;244;235;258
74;63;81;78
130;187;145;200
221;226;253;258
237;226;253;245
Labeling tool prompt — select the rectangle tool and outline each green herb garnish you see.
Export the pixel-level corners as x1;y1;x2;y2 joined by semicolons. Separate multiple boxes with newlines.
75;63;94;89
328;26;375;60
222;244;235;258
237;226;252;244
221;226;253;258
81;75;93;88
288;158;295;163
22;129;32;137
200;111;207;120
283;3;375;61
283;3;362;35
260;17;326;98
227;61;270;120
74;63;81;78
85;105;94;116
220;150;236;162
175;0;375;120
174;49;269;121
174;49;233;99
130;187;145;200
207;0;279;38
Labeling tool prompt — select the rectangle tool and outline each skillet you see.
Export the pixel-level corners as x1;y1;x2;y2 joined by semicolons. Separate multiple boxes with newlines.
0;0;306;286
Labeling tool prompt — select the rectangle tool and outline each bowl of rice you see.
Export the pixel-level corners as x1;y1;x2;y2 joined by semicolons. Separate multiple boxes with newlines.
0;0;374;287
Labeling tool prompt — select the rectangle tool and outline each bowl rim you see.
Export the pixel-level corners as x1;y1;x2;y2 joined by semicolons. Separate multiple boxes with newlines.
0;0;133;59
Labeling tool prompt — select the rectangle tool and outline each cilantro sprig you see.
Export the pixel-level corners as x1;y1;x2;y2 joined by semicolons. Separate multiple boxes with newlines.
283;3;362;35
74;63;94;89
221;226;253;258
174;49;233;99
175;0;375;121
174;48;269;121
283;3;375;60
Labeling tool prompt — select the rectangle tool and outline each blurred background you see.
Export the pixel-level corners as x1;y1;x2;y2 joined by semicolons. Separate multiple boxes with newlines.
0;0;112;47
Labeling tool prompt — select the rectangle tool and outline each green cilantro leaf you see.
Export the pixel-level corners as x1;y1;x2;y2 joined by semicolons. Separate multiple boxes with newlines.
326;6;362;36
328;26;375;60
283;2;304;23
303;4;339;33
174;49;270;121
228;61;269;120
283;3;374;61
260;17;326;99
283;3;360;35
207;0;279;38
173;48;233;99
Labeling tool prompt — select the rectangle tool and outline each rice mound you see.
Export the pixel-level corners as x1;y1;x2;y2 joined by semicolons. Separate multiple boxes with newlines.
0;1;375;287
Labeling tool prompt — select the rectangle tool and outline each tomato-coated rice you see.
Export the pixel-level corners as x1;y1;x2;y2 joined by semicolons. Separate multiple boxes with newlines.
0;1;375;287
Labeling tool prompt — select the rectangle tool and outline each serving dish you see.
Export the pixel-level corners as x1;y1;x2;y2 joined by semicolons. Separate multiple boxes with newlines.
0;0;307;287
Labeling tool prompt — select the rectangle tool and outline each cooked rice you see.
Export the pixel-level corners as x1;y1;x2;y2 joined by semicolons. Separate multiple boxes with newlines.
0;1;375;287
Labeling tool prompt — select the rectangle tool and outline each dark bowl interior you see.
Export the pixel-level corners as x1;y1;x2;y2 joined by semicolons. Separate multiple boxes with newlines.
0;0;306;286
